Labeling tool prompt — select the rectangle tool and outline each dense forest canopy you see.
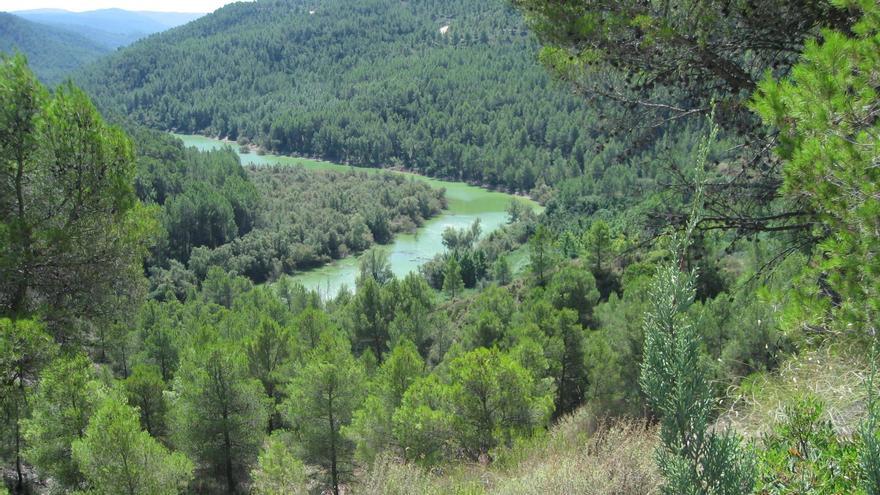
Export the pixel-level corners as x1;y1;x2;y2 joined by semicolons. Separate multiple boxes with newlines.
0;0;878;494
78;0;682;197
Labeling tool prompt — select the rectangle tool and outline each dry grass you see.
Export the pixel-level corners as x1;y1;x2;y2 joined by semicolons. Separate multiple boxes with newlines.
359;456;485;495
491;413;660;495
718;344;874;437
359;408;660;495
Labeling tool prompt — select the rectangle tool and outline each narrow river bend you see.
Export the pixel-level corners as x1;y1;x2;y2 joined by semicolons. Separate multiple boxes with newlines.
175;134;540;297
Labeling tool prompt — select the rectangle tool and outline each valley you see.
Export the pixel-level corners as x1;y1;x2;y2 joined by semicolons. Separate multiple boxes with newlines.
176;133;539;297
1;1;878;494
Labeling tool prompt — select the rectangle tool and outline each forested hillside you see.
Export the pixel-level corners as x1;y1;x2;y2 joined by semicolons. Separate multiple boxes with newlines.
78;0;678;196
0;13;109;84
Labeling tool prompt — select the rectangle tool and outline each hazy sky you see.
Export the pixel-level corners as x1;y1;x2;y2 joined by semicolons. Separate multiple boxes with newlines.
2;0;240;13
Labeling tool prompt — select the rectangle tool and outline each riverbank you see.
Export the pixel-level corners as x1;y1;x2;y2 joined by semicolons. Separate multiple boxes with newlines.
172;132;542;204
175;133;541;298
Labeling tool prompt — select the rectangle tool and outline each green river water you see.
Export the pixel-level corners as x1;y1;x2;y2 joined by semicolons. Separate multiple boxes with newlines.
175;134;539;297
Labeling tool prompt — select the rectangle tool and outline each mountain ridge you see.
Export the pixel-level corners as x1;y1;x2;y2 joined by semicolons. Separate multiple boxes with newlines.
14;8;204;48
0;12;110;84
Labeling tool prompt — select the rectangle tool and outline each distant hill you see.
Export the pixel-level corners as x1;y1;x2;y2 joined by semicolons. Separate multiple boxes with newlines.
14;8;204;48
77;0;608;194
0;12;110;85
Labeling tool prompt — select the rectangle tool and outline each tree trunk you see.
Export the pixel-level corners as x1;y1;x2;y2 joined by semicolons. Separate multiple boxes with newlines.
14;401;23;493
11;155;30;316
328;391;339;495
223;409;235;494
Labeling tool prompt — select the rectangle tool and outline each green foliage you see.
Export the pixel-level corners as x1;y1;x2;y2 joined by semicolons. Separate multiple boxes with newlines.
751;0;880;333
640;258;755;494
358;247;395;286
72;395;194;495
170;342;269;494
0;318;56;491
547;264;599;327
491;256;512;285
283;330;365;495
185;166;443;284
0;54;157;329
756;396;862;494
347;340;425;464
23;353;107;489
542;308;588;418
583;220;611;273
123;364;168;438
512;0;849;117
395;347;552;462
639;122;754;494
861;339;880;495
442;220;482;252
528;225;557;287
135;300;181;382
442;257;465;299
250;432;307;495
200;267;253;308
387;273;441;357
245;316;292;429
351;277;393;361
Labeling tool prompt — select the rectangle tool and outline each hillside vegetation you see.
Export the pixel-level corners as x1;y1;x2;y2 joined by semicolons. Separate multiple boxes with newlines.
0;13;110;84
0;0;878;494
78;0;673;196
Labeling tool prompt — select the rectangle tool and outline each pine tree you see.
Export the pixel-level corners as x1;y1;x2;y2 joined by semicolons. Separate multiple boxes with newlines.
491;256;512;285
72;396;193;495
170;342;269;494
123;364;168;438
351;277;391;361
528;225;556;287
0;318;56;492
23;354;107;489
0;55;156;327
283;330;365;495
250;432;307;495
752;0;880;333
245;316;292;430
442;257;464;299
346;340;424;464
583;220;612;274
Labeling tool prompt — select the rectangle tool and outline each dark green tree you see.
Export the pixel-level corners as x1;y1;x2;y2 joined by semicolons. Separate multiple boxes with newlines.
442;257;465;299
23;353;106;489
245;316;292;430
0;55;156;331
346;339;424;464
548;264;600;327
0;318;56;492
752;0;880;332
123;364;168;438
283;330;365;495
528;225;556;287
170;342;269;494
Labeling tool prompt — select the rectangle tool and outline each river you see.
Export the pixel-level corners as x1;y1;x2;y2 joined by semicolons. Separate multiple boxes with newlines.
175;134;539;297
